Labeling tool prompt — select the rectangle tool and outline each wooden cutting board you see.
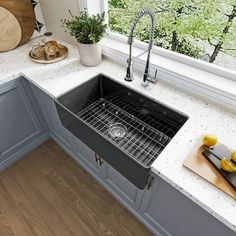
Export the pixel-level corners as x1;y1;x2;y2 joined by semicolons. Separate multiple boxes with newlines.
0;7;22;51
0;0;36;52
183;138;236;199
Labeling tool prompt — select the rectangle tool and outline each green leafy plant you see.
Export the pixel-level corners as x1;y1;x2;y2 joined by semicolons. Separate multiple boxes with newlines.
62;11;107;44
109;0;127;9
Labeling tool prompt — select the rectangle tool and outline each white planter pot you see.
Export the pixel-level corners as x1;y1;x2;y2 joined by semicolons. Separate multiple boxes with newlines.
78;42;102;66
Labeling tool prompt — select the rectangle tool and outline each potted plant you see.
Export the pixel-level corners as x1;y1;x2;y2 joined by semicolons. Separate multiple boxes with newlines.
62;11;107;66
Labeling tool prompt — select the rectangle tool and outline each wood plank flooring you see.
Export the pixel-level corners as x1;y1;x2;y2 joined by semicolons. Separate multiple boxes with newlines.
0;140;153;236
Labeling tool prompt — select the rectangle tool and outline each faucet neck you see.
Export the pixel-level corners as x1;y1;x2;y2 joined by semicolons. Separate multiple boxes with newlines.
125;7;155;85
128;7;155;51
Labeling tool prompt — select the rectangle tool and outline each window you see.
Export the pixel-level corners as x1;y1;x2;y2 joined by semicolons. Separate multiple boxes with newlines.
108;0;236;71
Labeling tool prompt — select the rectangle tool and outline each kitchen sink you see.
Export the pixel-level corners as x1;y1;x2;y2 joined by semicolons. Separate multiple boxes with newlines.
55;74;188;189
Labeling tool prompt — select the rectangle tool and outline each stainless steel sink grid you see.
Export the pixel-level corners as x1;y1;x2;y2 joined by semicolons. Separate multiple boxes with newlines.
77;95;171;167
55;74;188;189
105;93;182;138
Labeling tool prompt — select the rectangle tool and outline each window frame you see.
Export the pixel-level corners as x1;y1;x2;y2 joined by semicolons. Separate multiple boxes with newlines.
80;0;236;111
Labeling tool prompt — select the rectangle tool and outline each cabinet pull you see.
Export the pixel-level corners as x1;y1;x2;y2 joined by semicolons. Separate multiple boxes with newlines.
95;153;100;162
147;177;154;190
99;158;103;166
95;153;103;166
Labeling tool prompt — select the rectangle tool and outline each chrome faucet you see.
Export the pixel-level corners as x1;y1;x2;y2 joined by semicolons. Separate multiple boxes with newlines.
124;7;158;87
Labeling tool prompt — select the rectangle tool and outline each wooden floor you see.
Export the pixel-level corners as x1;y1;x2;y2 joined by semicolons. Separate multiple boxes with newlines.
0;140;153;236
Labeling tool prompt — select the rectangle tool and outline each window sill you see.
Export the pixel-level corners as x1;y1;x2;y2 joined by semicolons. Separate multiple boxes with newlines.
101;36;236;112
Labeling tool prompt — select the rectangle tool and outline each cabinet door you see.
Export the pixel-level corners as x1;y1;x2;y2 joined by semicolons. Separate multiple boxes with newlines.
139;173;235;236
0;79;44;165
73;137;100;175
30;84;75;151
100;160;144;209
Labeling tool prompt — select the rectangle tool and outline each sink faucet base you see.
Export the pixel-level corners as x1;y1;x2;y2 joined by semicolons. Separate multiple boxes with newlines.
141;80;149;87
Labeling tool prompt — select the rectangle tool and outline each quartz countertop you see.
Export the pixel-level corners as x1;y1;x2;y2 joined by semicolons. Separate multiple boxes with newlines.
1;40;236;232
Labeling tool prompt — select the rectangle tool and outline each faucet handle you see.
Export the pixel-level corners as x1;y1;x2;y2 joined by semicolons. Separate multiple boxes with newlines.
146;69;158;85
153;69;158;84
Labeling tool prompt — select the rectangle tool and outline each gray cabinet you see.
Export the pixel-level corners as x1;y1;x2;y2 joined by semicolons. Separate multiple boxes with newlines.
72;137;100;175
139;173;235;236
72;139;143;209
100;160;144;209
0;78;46;170
29;83;75;152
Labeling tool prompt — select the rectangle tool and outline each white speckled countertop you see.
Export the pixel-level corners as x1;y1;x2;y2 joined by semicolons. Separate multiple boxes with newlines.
1;40;236;232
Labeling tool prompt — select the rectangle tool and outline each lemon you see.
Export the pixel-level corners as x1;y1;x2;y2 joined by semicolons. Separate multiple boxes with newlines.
220;158;236;172
231;151;236;162
202;134;218;147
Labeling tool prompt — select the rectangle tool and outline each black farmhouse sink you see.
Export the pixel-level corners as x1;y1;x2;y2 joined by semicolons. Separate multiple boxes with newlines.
55;74;188;189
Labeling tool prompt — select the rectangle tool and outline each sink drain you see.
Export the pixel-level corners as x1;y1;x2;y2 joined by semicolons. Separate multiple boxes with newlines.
108;123;127;140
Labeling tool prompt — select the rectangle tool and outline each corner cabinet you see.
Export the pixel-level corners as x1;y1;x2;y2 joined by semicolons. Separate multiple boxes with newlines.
0;77;47;170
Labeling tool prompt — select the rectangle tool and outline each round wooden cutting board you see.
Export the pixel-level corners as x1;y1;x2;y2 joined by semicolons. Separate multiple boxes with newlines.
0;7;22;52
0;0;36;52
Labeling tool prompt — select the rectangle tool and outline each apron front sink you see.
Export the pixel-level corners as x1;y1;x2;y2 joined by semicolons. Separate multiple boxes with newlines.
55;74;188;189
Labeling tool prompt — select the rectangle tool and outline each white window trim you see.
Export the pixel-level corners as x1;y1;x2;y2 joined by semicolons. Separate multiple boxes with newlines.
81;0;236;112
105;32;236;81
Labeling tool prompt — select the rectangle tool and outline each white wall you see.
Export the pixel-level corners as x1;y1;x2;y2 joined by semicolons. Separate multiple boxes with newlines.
39;0;80;45
86;0;102;14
